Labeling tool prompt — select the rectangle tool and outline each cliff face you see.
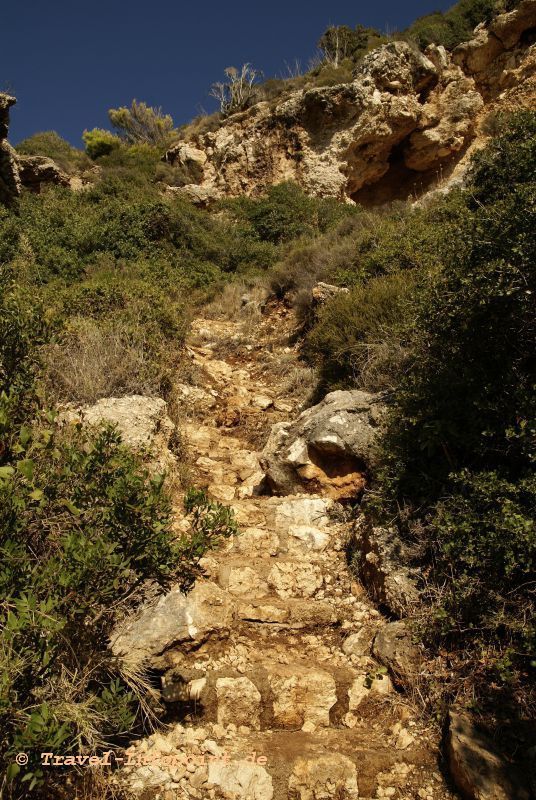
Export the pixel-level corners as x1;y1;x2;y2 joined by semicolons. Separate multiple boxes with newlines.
0;94;21;206
166;0;536;205
0;94;70;206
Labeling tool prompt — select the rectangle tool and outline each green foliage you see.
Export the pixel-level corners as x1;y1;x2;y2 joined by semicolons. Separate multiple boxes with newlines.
374;113;536;698
227;182;354;246
16;131;89;174
318;24;386;65
403;0;497;49
0;418;237;790
82;127;121;160
108;99;175;146
305;271;417;392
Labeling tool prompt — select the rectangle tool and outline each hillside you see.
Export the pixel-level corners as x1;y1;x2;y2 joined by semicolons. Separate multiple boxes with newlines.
0;1;535;799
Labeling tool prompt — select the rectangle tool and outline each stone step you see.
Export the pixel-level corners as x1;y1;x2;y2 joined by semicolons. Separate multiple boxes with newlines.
122;722;434;800
160;660;394;733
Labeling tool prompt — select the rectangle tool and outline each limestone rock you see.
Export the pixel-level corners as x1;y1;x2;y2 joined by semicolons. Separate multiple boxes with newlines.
311;282;350;307
215;677;261;730
261;390;386;500
446;711;531;800
268;666;337;728
372;620;422;682
111;581;235;666
17;154;70;192
61;394;175;468
0;94;20;206
288;754;359;800
161;5;536;205
352;521;420;617
207;761;273;800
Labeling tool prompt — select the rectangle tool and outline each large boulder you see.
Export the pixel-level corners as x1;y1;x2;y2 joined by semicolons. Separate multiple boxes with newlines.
61;394;176;469
351;521;420;617
446;711;531;800
260;390;384;500
372;620;422;684
18;154;70;192
111;580;235;667
260;390;386;500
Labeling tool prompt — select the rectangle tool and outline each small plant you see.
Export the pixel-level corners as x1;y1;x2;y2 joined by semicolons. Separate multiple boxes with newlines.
108;100;175;146
210;64;262;117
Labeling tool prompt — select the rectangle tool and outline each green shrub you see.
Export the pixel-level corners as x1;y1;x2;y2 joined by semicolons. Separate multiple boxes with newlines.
305;271;417;392
82;128;121;160
403;0;496;49
16;131;89;174
108;100;175;146
0;418;236;791
374;113;536;703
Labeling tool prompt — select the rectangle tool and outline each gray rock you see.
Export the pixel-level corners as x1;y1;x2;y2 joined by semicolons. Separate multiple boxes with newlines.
446;711;531;800
111;581;235;667
61;394;175;469
0;94;21;206
261;390;386;500
18;154;70;192
372;620;421;683
352;521;420;617
311;282;349;307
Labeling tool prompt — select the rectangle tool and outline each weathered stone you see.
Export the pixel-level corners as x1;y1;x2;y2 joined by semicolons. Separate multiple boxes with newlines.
111;581;235;666
446;711;531;800
352;521;420;617
207;762;273;800
342;628;374;657
372;620;422;682
268;561;323;599
261;390;386;499
215;677;261;730
17;154;70;192
311;282;350;307
0;94;20;206
288;754;359;800
61;395;175;464
268;666;337;728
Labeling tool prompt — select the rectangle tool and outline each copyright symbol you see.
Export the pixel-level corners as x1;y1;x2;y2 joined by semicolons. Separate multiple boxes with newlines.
15;753;28;766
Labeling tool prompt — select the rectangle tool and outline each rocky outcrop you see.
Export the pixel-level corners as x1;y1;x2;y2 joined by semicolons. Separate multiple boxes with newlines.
0;93;73;204
352;521;421;617
165;2;536;205
261;390;386;500
446;711;531;800
0;94;21;205
61;395;176;470
453;0;536;98
17;154;70;192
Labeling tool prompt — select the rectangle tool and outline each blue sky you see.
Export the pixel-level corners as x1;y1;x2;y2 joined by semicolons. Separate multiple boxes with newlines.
2;0;452;147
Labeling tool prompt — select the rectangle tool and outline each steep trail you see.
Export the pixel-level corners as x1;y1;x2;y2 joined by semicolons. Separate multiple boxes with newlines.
122;306;455;800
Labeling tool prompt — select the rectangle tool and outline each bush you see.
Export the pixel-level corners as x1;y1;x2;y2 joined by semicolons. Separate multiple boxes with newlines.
374;113;536;705
403;0;496;49
0;418;236;791
305;271;417;392
16;131;89;174
108;100;175;146
82;128;121;160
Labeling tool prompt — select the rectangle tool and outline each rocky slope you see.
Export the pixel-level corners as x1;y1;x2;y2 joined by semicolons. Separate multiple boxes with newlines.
107;307;459;800
165;0;536;205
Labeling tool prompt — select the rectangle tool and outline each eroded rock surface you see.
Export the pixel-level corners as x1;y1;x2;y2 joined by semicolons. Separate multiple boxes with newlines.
0;94;20;205
261;390;386;500
164;3;536;204
446;711;531;800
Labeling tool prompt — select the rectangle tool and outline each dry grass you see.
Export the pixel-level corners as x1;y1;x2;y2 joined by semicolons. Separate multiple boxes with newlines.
43;317;163;404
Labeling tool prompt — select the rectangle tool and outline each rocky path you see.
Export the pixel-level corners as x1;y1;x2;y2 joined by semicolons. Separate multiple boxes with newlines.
118;309;455;800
